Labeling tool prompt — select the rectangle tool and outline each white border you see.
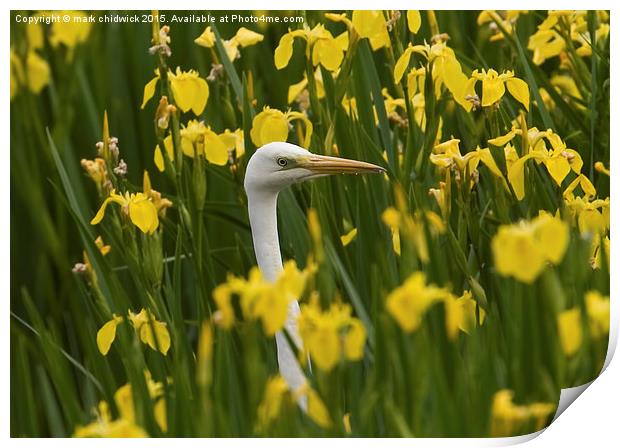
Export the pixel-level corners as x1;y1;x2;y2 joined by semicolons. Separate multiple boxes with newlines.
3;1;618;446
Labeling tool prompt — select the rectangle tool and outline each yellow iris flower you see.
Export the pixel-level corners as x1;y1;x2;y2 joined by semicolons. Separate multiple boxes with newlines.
73;401;148;438
128;309;171;355
256;376;291;430
194;26;216;47
142;68;209;115
154;119;229;171
562;168;608;237
48;10;92;58
326;11;390;51
96;308;171;356
431;139;504;180
394;42;472;111
478;10;528;42
443;290;487;340
490;127;583;200
386;272;449;333
195;26;263;61
386;272;484;338
250;106;313;148
256;375;332;430
527;11;609;65
91;190;159;234
351;10;390;50
490;389;555;437
219;128;245;158
298;296;367;371
564;195;609;235
491;212;569;283
213;260;312;336
465;69;530;110
74;371;167;437
10;49;50;99
274;24;347;72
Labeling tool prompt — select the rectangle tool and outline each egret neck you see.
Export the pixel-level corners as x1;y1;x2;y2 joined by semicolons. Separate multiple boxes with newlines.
246;187;307;395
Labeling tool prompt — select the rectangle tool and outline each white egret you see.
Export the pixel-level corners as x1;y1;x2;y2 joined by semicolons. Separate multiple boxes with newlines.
244;142;384;400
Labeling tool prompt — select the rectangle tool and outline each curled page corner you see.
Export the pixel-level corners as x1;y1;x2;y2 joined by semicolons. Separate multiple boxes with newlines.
552;381;593;422
548;300;617;424
490;312;617;446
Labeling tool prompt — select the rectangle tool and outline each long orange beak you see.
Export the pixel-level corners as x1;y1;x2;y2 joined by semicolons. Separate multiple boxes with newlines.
299;154;385;175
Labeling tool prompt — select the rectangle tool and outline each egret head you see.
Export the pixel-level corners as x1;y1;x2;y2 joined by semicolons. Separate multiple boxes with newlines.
244;142;384;194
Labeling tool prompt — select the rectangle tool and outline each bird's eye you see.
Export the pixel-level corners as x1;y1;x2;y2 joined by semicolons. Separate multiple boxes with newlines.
277;158;288;167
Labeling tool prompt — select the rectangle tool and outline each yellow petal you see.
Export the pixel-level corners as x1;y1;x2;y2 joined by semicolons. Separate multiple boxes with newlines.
274;33;295;70
191;77;209;115
26;23;44;50
154;399;167;433
585;291;610;339
312;38;344;72
26;51;50;94
90;197;115;225
305;387;332;429
344;319;366;360
171;72;209;115
96;316;122;355
141;76;159;109
335;31;349;52
578;208;606;235
340;228;358;247
154;146;165;172
482;74;505;106
194;26;216;47
488;129;517;147
352;10;385;40
394;47;414;84
325;13;353;30
288;77;308;104
203;129;229;165
558;308;582;356
544;156;570;186
128;195;159;234
286;111;313;148
407;11;422;34
392;229;401;255
223;39;240;61
505;77;530;111
308;328;340;371
477;148;504;178
492;225;546;283
251;108;289;147
140;320;171;355
234;27;264;47
438;54;472;111
507;155;533;201
532;213;569;265
444;297;463;340
566;149;583;173
369;27;391;50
